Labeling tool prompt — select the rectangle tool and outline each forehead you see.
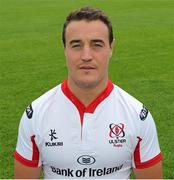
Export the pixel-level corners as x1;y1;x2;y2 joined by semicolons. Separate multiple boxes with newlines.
65;20;109;42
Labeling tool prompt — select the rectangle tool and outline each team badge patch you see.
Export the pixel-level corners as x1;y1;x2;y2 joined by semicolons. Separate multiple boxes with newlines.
108;123;126;147
139;105;148;120
26;104;33;119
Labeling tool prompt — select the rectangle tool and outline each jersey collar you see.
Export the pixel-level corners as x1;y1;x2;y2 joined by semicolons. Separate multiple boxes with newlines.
61;80;114;125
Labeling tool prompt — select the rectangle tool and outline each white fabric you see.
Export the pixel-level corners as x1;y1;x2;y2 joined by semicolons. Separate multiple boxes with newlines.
15;83;161;179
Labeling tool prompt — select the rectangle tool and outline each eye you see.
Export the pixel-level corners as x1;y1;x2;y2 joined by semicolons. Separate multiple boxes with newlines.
94;43;103;47
93;43;103;49
71;44;81;48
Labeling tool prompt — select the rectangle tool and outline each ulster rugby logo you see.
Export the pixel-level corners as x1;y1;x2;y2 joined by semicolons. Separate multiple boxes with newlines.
109;123;126;147
109;123;125;138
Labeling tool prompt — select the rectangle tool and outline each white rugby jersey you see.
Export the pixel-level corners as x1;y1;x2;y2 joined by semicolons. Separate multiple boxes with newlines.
14;80;162;179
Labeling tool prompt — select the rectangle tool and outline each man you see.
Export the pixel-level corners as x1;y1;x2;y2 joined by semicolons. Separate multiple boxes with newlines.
14;7;163;179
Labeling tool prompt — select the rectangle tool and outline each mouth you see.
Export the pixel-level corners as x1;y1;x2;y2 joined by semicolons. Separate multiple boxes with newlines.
79;65;96;70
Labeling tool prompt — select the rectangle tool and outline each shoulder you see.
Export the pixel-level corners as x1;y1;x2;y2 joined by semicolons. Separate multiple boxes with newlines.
112;84;149;121
25;84;62;120
112;84;143;110
33;84;61;109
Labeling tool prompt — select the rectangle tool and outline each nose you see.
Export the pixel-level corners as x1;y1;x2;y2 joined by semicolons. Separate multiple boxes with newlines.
81;46;92;62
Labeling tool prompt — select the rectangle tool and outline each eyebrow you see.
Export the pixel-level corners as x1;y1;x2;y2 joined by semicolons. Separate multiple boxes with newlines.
91;39;105;44
69;39;105;45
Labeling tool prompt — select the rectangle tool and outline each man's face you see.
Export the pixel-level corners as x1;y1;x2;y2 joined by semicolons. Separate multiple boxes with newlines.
64;20;113;89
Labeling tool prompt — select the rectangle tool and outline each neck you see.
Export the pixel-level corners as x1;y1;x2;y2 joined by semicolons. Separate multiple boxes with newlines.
67;78;108;107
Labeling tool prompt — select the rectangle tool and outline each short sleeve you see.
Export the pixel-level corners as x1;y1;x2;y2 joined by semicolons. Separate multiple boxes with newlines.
14;104;41;167
132;110;162;169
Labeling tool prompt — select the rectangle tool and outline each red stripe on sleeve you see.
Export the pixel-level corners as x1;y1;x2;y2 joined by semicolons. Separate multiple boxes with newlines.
14;135;40;167
134;136;142;165
14;151;39;167
134;136;162;169
31;135;40;162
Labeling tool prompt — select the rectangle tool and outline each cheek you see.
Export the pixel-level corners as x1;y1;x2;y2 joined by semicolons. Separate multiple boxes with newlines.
66;54;79;71
97;53;110;68
65;51;74;64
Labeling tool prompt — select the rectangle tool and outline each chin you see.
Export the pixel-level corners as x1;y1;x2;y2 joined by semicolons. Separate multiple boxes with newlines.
75;79;99;89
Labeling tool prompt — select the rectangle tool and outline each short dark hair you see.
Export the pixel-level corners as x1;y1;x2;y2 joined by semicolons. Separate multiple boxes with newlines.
62;7;113;47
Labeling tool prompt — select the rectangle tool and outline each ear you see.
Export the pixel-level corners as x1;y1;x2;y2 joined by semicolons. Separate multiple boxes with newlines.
64;46;67;58
64;47;69;68
111;38;115;50
110;38;115;58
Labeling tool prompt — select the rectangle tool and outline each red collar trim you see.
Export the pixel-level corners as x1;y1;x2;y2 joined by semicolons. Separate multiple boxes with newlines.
61;80;114;125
